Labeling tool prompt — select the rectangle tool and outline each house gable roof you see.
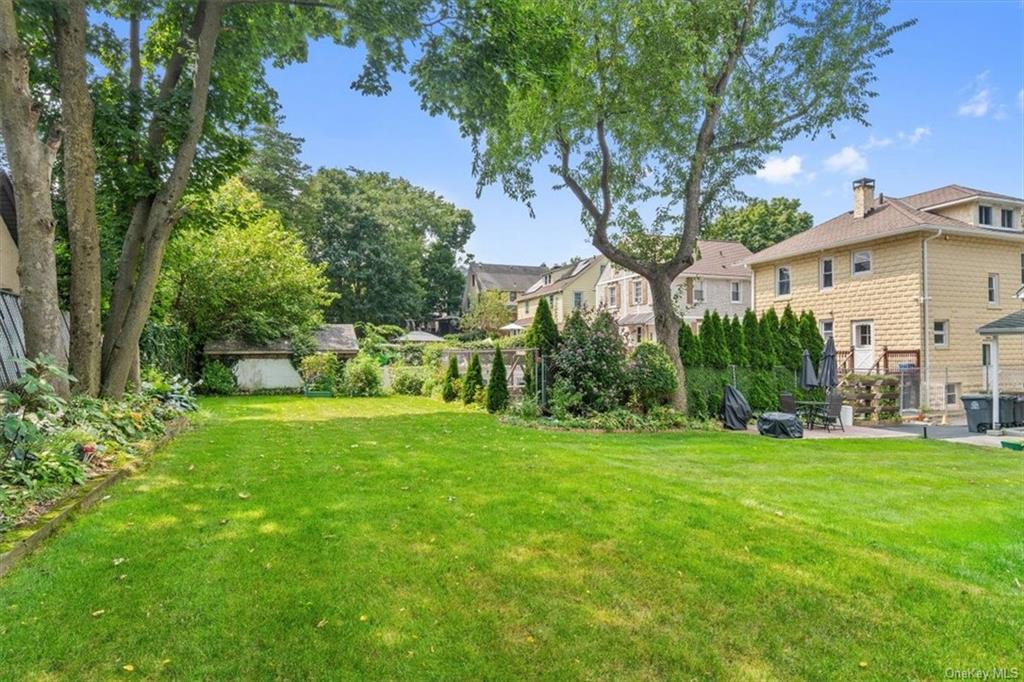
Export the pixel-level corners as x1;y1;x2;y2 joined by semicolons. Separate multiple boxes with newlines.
978;309;1024;336
899;184;1024;210
468;262;549;292
683;240;753;278
745;186;1024;266
519;255;604;301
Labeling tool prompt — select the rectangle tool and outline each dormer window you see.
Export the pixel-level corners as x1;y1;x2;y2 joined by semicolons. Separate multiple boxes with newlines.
978;205;993;226
1001;208;1015;229
543;274;551;285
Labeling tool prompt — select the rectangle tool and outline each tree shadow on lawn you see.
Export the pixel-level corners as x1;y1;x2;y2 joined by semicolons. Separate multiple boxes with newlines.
0;408;1020;679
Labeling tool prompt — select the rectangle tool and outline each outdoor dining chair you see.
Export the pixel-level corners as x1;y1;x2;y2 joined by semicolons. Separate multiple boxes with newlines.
779;392;797;415
812;392;845;432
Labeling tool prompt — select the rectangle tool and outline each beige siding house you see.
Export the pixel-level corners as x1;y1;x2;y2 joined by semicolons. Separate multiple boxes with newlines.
0;171;18;294
594;240;753;346
515;255;607;327
746;179;1024;412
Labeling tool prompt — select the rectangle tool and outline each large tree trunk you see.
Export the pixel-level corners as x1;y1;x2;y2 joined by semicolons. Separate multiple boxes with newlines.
101;1;224;398
54;0;102;396
0;0;69;395
648;272;686;411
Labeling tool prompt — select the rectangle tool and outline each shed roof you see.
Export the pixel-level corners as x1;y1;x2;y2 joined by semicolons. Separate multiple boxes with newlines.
395;330;444;343
205;324;359;356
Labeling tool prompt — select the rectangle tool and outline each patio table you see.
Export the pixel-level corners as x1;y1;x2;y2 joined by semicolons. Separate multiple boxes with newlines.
796;400;826;426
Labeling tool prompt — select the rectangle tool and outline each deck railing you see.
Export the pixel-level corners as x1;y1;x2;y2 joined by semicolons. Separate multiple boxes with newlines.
835;346;921;376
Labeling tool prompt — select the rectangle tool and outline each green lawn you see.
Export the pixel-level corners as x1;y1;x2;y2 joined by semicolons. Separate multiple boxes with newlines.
0;396;1021;680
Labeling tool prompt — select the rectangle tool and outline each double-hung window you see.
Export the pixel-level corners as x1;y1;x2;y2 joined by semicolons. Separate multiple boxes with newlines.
820;319;834;341
776;267;791;296
730;281;741;303
632;280;643;305
933;320;948;348
1001;208;1015;229
693;280;705;303
573;291;584;309
820;257;834;290
987;273;999;305
978;205;993;226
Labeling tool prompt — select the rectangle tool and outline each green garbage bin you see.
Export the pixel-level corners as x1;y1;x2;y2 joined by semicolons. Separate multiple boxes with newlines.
961;394;992;433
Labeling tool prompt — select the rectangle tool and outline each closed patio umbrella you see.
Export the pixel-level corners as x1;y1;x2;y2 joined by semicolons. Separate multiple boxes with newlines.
799;349;818;390
818;336;839;392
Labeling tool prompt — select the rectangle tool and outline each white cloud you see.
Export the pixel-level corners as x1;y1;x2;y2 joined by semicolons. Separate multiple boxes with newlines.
755;155;803;184
958;71;992;117
898;126;931;145
862;134;893;150
824;146;868;175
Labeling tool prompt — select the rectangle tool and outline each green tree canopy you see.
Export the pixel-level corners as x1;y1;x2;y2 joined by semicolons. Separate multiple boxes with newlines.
704;197;813;253
240;120;312;226
157;180;333;348
799;310;824;366
298;168;474;324
778;305;803;372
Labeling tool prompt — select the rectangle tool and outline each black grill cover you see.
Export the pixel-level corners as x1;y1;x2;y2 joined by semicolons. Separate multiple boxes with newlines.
720;385;752;431
757;411;804;439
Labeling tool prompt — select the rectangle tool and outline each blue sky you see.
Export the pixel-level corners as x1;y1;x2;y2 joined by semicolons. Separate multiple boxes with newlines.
265;0;1024;266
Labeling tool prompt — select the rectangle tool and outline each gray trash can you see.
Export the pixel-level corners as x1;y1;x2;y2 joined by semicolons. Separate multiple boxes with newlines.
1015;396;1024;427
961;394;992;433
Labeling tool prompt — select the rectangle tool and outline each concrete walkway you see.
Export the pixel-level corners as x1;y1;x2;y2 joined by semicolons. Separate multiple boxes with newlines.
744;423;914;439
745;420;1022;448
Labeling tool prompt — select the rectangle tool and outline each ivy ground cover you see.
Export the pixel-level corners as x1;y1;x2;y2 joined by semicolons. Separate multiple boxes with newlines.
0;396;1020;679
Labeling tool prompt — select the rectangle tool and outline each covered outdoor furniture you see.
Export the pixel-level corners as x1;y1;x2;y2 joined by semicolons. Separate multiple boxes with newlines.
818;336;839;392
720;385;752;431
779;392;797;415
809;392;845;432
799;350;819;390
757;411;804;439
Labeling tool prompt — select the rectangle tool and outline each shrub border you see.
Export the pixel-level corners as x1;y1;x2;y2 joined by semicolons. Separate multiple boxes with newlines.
0;414;191;579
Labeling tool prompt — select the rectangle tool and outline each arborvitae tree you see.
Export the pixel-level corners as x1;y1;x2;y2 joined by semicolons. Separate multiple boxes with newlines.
743;309;768;371
441;355;460;402
799;310;824;366
760;308;781;368
462;353;484;404
700;311;729;370
523;296;560;397
727;315;748;368
486;348;509;412
779;305;803;372
711;311;732;368
524;297;559;355
678;324;703;368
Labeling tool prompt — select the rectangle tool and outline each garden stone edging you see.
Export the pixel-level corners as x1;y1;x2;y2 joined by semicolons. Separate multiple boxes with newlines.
0;414;191;579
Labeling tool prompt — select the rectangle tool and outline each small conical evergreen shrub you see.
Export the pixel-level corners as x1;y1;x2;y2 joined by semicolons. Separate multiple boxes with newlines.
441;355;459;402
679;323;703;367
779;305;803;372
523;297;559;398
798;310;824;366
462;353;484;404
486;348;509;412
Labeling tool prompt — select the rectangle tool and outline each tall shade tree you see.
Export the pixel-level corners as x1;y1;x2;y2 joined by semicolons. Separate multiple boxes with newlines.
413;0;911;408
703;197;813;253
240;119;311;226
0;0;68;392
54;0;102;395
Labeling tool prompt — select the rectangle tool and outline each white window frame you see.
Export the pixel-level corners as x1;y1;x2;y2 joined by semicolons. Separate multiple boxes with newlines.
692;280;705;303
987;273;999;306
573;291;584;309
524;300;530;314
945;383;959;406
933;320;948;348
632;280;643;305
978;205;993;226
851;250;873;277
1020;253;1024;286
508;291;517;302
1000;208;1015;229
608;284;618;309
819;257;834;290
820;319;834;341
775;267;791;297
730;281;741;304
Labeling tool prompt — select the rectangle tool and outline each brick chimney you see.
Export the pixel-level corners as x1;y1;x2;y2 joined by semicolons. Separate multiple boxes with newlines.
853;178;875;219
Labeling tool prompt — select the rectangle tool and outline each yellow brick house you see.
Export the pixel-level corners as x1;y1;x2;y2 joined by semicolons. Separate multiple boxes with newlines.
746;179;1024;413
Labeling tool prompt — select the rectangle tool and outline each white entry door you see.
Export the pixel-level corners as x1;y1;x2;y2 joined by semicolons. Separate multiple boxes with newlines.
852;320;875;372
982;342;996;391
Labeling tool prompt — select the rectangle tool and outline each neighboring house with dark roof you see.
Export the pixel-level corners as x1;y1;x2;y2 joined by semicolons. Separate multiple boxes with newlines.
204;324;359;391
0;170;19;294
515;255;608;328
745;178;1024;412
461;262;549;313
594;241;753;347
